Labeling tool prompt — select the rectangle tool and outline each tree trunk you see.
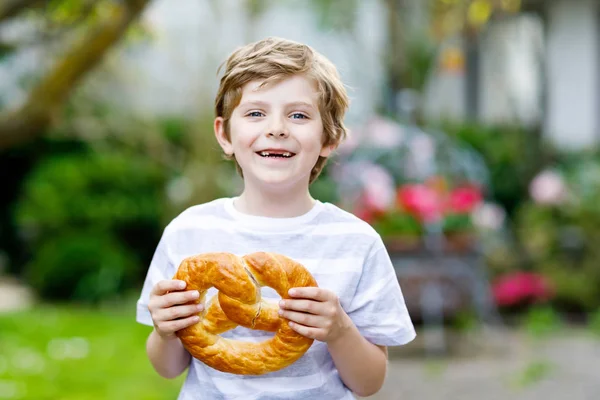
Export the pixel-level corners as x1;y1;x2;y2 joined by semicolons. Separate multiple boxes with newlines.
0;0;45;22
383;0;406;115
0;0;151;150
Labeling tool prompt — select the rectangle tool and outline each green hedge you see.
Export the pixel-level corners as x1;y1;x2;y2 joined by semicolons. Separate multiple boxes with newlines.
16;150;167;303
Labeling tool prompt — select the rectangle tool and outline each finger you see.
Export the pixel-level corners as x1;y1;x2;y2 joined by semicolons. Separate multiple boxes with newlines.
159;289;200;309
152;279;187;296
158;315;200;334
156;303;204;323
288;287;334;302
287;321;322;340
279;309;326;328
279;299;326;315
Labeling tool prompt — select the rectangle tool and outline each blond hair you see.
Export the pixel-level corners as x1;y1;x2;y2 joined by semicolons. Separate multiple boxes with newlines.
214;37;349;184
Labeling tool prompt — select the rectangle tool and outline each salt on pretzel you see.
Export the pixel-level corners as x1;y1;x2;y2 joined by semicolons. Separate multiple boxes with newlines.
173;252;318;375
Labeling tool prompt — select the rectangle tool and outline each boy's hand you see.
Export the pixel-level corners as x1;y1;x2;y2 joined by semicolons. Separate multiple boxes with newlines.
148;280;204;340
278;287;353;343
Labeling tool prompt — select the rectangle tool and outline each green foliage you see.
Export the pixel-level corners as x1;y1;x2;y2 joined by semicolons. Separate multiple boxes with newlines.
401;34;437;92
15;150;167;303
442;212;473;233
437;121;553;217
513;360;554;388
17;151;164;233
372;211;423;238
589;308;600;338
310;169;340;204
523;305;563;339
308;0;359;32
24;232;138;303
513;155;600;312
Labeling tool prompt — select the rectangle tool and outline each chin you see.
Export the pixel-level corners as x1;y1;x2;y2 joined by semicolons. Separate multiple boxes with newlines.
252;173;306;189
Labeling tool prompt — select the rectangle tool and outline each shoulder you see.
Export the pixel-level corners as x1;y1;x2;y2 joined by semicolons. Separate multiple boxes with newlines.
162;197;232;237
317;202;383;246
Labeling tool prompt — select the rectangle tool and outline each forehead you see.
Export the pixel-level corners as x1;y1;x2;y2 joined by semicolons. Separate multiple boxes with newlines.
240;75;320;105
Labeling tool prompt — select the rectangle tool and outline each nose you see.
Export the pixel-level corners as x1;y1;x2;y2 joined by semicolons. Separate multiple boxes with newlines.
266;116;289;138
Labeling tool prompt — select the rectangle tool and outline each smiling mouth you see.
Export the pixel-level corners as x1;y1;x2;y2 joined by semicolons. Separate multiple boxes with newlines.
256;151;296;158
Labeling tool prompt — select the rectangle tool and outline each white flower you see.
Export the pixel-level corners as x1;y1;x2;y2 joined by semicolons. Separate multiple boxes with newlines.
364;117;404;148
361;163;396;211
529;170;567;205
472;202;506;231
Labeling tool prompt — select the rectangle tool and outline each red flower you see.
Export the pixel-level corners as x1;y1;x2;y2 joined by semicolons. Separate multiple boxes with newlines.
353;206;375;223
397;184;443;223
492;272;554;307
447;185;483;214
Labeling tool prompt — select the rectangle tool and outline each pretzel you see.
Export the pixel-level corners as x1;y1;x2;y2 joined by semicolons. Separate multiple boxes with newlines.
172;251;318;375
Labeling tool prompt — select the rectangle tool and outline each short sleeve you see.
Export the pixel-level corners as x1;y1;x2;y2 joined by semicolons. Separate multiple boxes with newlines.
346;239;416;346
136;235;176;326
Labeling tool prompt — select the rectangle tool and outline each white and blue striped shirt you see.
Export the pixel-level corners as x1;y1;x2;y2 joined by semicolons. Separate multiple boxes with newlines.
136;197;416;400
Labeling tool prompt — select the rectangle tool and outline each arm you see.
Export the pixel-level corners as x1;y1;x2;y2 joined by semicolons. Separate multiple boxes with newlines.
279;288;388;397
146;279;204;379
147;329;192;379
327;315;389;397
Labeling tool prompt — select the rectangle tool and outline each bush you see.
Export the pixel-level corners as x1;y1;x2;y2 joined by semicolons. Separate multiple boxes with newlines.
16;150;167;303
25;232;138;303
436;121;554;217
513;155;600;312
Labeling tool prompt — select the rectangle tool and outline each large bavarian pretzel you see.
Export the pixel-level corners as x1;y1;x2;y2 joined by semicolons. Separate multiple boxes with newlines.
172;251;318;375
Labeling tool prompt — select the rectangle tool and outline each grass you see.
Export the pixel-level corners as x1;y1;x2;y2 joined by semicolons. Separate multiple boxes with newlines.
0;300;183;400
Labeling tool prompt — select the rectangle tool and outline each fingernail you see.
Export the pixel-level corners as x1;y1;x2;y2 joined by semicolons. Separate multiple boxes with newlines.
193;316;200;322
197;304;204;311
178;281;186;289
192;291;199;298
278;309;284;316
279;300;285;307
288;289;296;296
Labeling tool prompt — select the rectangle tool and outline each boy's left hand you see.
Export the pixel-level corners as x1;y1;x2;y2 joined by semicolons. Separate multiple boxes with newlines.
278;287;353;343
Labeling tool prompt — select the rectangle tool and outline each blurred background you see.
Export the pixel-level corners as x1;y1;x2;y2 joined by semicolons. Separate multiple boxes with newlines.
1;0;599;399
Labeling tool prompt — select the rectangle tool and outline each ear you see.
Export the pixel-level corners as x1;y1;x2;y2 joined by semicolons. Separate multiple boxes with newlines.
319;143;337;158
214;117;234;156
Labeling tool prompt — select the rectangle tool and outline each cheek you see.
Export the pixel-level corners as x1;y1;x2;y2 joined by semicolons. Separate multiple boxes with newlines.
229;121;258;151
300;126;325;154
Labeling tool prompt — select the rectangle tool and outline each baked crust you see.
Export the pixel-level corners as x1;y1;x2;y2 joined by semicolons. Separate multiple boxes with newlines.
173;251;318;375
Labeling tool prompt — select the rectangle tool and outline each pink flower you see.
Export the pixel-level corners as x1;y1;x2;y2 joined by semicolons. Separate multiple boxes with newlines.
353;205;376;224
447;185;483;213
397;184;443;223
492;272;554;307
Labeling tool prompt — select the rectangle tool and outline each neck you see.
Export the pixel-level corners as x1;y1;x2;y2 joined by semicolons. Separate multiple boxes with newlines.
235;180;316;218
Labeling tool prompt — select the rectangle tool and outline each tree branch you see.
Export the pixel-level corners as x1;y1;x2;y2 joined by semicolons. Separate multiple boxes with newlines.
0;0;151;150
0;0;44;23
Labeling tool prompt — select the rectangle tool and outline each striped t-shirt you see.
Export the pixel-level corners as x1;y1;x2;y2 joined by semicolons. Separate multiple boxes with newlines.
136;197;416;400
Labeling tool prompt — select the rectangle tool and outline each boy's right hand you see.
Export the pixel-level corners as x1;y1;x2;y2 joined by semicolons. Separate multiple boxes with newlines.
148;280;204;340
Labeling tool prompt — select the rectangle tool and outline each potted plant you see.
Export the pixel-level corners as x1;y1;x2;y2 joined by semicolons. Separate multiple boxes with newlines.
351;174;484;253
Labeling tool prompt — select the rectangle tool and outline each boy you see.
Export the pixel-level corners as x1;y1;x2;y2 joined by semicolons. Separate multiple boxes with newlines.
136;37;416;400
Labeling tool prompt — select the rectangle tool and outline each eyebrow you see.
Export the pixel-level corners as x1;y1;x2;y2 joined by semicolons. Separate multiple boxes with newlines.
239;100;316;109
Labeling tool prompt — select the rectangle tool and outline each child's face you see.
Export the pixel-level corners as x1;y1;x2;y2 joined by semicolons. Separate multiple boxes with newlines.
215;74;333;189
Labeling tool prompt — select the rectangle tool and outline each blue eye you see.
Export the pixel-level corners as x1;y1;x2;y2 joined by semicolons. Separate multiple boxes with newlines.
291;113;308;119
247;111;263;117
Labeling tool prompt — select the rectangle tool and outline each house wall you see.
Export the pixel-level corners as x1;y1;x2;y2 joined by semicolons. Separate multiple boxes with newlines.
422;14;546;128
112;0;388;127
478;14;545;128
544;0;599;148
